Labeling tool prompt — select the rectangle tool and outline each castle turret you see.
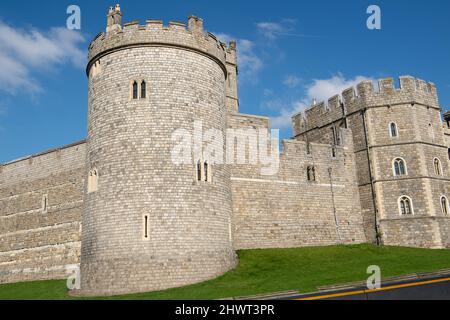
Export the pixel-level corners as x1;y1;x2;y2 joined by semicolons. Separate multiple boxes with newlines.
225;40;239;113
106;4;122;33
79;6;237;296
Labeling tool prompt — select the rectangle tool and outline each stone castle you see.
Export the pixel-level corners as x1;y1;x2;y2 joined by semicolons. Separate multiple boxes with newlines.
0;5;449;296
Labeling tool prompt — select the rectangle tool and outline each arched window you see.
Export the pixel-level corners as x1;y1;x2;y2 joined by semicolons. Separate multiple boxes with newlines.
204;161;209;182
307;166;316;182
434;158;442;176
389;122;398;138
196;160;202;181
399;196;413;215
441;196;449;215
132;81;138;100
141;80;146;99
195;160;212;183
393;158;407;176
88;169;99;193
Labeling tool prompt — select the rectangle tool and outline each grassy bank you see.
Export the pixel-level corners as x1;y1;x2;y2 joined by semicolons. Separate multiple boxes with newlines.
1;244;450;300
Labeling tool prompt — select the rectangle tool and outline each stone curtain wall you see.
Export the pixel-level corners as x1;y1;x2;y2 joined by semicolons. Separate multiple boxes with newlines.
0;4;448;292
0;142;85;284
228;113;367;250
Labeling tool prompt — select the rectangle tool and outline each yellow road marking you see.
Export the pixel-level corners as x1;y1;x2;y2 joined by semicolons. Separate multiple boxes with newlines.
296;277;450;300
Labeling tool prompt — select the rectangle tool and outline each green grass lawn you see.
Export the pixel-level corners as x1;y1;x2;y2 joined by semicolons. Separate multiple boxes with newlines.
1;244;450;300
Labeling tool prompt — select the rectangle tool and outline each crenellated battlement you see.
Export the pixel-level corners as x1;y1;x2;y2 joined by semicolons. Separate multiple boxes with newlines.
87;11;237;76
293;76;440;134
342;76;438;109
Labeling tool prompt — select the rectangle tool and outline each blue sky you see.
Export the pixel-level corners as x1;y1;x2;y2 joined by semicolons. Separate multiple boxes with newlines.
0;0;449;163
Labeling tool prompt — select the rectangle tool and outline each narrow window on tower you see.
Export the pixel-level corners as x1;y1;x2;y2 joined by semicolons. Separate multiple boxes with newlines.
434;158;443;176
195;160;212;183
42;194;48;213
141;80;146;99
204;161;209;182
132;81;138;100
307;166;316;182
197;160;202;181
143;214;150;240
441;196;449;215
389;122;398;138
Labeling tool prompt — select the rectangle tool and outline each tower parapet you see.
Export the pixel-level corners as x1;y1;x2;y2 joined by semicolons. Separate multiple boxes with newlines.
344;76;438;114
88;14;233;78
293;76;440;135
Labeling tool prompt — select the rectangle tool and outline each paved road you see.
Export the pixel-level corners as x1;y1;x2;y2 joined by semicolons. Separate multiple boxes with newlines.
288;276;450;300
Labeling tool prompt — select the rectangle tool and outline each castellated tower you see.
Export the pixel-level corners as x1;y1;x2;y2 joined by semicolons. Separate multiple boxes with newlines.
79;6;238;295
293;76;450;249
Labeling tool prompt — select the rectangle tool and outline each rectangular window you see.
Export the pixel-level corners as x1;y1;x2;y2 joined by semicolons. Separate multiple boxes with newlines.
143;214;150;240
42;194;48;213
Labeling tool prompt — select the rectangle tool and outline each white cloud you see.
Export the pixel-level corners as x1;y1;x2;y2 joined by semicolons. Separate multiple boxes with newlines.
214;19;304;85
283;75;301;88
268;74;373;129
236;39;263;80
214;33;233;47
215;33;263;83
256;22;288;40
0;51;40;94
257;19;323;41
305;74;371;103
0;21;86;95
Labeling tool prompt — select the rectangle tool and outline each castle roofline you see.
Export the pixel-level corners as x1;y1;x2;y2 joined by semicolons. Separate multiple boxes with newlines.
0;140;86;167
293;76;439;122
87;13;237;78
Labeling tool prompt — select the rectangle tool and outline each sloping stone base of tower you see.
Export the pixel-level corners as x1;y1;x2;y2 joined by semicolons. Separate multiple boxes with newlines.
381;217;450;249
71;250;238;296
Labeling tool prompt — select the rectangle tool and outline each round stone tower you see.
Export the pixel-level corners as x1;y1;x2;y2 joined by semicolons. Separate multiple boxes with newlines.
79;5;237;296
